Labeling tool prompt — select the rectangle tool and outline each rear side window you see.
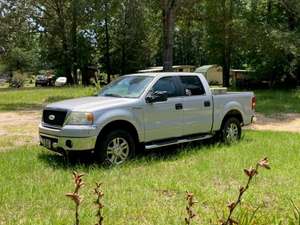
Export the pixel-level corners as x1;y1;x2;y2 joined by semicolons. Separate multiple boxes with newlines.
152;77;179;97
179;76;205;96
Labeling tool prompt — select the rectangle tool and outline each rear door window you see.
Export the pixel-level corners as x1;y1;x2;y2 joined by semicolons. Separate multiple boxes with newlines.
179;76;205;96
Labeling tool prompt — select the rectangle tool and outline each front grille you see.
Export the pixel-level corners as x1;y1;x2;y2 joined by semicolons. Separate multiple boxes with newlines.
43;109;68;127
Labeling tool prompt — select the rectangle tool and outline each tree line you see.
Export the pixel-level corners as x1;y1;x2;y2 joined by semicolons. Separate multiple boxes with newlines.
0;0;299;87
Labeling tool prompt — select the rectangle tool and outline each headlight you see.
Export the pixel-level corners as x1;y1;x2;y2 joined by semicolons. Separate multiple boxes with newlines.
65;112;94;125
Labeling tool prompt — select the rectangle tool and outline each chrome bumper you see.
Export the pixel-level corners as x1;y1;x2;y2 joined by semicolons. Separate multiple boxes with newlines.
40;133;97;151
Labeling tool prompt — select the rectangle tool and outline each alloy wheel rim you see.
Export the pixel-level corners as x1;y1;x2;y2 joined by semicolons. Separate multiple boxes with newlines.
226;123;239;142
106;137;130;165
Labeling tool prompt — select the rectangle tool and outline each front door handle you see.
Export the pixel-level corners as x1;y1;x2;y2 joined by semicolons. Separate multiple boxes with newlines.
175;103;183;110
204;101;211;107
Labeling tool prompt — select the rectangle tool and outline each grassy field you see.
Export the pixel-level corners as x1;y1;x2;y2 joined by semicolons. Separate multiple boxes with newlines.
0;131;300;224
0;86;95;111
254;89;300;115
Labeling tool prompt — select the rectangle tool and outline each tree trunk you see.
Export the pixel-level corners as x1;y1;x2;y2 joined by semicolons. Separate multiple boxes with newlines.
186;18;192;65
120;6;128;75
266;0;272;24
71;0;78;84
221;0;233;87
121;41;126;75
81;66;89;86
104;1;111;83
281;0;297;31
56;0;73;84
161;0;177;72
222;54;231;87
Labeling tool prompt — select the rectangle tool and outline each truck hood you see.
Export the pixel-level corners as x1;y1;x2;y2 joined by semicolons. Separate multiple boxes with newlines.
45;96;138;111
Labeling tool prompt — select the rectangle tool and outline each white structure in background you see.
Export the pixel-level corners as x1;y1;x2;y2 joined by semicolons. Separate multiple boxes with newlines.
138;65;195;73
55;77;67;87
194;65;223;85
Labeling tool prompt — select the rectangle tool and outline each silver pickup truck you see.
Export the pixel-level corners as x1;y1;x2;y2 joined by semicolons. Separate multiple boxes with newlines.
39;73;256;165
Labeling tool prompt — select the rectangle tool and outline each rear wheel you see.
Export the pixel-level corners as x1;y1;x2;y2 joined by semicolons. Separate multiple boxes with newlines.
221;117;241;144
96;129;135;166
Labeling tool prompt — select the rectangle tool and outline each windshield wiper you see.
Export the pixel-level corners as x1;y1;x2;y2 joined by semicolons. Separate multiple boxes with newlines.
103;93;122;98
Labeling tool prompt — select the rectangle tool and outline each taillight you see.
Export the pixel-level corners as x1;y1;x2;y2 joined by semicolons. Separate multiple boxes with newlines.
252;96;256;110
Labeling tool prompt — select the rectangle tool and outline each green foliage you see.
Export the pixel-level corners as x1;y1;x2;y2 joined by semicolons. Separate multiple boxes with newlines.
174;1;206;66
232;0;300;85
1;0;300;86
92;0;158;75
111;0;151;74
5;48;32;72
0;0;39;73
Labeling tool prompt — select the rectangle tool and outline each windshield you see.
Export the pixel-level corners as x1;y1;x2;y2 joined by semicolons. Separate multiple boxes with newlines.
36;75;45;79
99;75;154;98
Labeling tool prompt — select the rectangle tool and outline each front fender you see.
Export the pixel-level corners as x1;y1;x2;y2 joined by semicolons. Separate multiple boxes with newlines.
94;107;144;142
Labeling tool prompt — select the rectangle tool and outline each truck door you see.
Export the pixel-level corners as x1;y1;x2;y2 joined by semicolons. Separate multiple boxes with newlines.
144;76;184;142
179;75;213;135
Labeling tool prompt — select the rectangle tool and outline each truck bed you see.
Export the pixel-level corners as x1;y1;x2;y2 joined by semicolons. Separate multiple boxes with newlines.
211;91;254;131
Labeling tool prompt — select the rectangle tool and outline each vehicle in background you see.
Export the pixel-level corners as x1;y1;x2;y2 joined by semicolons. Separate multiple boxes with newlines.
55;77;67;87
35;75;55;87
39;72;256;166
0;78;7;85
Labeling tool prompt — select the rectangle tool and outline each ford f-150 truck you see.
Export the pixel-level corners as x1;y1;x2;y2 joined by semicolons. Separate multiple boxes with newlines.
39;73;256;165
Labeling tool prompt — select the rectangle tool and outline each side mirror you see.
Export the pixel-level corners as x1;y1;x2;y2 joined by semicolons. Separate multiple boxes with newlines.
146;91;168;103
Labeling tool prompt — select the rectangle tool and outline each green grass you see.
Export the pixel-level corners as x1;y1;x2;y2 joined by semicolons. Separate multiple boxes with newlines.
0;86;95;111
0;131;300;225
254;89;300;115
0;82;9;88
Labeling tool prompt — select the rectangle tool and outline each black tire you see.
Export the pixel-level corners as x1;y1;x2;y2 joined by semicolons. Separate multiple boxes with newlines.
96;129;136;166
221;117;241;144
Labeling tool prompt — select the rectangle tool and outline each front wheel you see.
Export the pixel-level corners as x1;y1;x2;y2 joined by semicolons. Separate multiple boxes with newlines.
96;130;136;166
221;117;241;144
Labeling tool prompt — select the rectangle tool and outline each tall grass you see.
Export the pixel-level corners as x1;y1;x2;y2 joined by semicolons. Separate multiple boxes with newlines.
254;89;300;115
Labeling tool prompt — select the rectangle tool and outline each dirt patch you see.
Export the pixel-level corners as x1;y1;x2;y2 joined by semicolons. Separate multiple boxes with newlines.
249;113;300;133
1;110;300;151
0;111;41;151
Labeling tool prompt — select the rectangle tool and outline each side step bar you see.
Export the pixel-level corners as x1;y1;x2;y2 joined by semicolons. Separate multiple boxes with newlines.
145;134;213;150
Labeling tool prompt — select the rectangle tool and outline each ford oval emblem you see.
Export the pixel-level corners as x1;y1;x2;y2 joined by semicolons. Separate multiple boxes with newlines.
49;115;55;121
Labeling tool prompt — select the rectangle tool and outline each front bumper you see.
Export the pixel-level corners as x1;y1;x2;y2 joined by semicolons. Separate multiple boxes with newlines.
40;133;97;152
39;123;97;152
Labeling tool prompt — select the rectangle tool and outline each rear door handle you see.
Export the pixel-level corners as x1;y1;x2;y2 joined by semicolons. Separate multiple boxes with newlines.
175;103;183;110
204;101;211;107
